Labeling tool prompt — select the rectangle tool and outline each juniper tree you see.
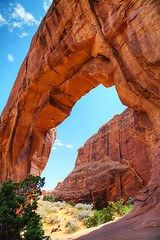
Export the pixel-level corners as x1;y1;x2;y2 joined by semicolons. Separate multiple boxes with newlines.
0;175;50;240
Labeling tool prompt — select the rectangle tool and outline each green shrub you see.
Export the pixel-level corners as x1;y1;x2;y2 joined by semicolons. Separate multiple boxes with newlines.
37;207;49;217
75;210;91;220
69;208;76;215
122;204;133;215
38;201;59;217
45;215;60;224
83;215;98;228
108;198;124;216
67;201;76;207
23;214;50;240
65;219;77;228
98;206;114;223
108;198;134;217
52;201;66;209
0;175;50;240
83;206;114;228
51;206;59;213
65;220;73;228
84;198;133;228
108;198;130;216
75;203;93;211
95;196;105;210
65;223;79;234
127;197;135;206
43;195;55;202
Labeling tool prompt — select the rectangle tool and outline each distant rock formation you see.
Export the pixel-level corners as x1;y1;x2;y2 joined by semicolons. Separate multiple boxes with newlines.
0;0;160;239
52;108;151;204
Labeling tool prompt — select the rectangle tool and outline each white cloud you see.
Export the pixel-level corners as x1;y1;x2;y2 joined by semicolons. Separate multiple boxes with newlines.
12;3;40;26
55;139;63;146
8;54;14;62
52;139;74;150
18;32;28;38
0;13;7;27
43;0;52;12
0;3;40;32
66;145;74;149
52;146;56;150
13;22;22;28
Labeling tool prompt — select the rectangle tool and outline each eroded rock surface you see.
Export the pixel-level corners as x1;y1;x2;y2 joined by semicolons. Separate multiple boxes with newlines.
53;108;152;204
0;0;160;238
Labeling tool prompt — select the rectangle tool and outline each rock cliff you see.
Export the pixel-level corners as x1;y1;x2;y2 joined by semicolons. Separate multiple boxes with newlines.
53;108;152;204
0;0;160;239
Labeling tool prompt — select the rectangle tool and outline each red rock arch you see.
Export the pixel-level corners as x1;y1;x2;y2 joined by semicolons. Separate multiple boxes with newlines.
0;0;160;239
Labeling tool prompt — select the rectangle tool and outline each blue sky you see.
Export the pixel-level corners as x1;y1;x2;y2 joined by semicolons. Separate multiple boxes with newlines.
0;0;127;190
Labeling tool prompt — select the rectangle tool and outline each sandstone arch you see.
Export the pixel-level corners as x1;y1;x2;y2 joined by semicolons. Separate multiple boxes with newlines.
0;0;160;239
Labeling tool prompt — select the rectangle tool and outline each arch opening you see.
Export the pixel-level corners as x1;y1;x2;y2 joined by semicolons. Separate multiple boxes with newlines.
41;84;128;190
41;84;151;208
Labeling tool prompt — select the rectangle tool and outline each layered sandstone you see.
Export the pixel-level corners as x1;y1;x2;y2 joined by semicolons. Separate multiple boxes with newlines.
53;108;152;204
0;0;160;239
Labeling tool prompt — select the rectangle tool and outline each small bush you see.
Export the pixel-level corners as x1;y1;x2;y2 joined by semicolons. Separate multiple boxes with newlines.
67;201;76;207
127;197;135;206
108;198;125;216
95;196;105;210
65;219;77;228
38;208;49;217
76;210;91;220
75;203;93;211
69;208;76;215
65;223;79;234
52;201;66;209
122;204;133;215
83;206;114;228
51;206;59;213
108;198;134;217
65;220;72;228
45;215;60;224
83;198;133;228
99;207;114;223
43;195;55;202
38;201;59;217
83;216;98;228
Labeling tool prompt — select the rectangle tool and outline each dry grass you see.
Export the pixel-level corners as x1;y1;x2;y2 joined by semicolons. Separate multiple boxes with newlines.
38;201;91;238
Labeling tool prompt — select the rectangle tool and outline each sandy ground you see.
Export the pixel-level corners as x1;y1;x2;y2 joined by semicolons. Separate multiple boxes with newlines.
42;207;121;240
38;201;121;240
50;220;119;240
42;207;87;238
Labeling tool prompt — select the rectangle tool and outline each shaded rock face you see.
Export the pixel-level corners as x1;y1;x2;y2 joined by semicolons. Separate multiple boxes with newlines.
0;0;160;239
0;124;56;182
53;108;152;204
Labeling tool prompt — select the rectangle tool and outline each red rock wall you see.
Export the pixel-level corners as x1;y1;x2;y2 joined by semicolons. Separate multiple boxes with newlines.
53;108;151;204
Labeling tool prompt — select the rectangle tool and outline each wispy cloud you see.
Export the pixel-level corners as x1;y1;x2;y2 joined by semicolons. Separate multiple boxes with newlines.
0;3;40;33
52;146;57;151
18;32;28;38
8;54;14;62
65;144;74;149
0;13;7;27
52;139;74;151
43;0;52;12
12;3;39;27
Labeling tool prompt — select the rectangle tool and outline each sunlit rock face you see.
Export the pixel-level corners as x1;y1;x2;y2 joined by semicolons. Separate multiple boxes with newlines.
0;0;160;239
53;108;152;205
